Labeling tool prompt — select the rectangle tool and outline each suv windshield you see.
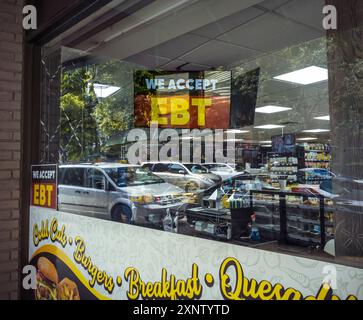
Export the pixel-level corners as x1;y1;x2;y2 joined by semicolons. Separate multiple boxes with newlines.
104;166;164;187
184;164;208;174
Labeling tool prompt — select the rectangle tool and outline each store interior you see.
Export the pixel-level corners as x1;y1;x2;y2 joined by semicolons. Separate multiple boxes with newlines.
39;0;363;267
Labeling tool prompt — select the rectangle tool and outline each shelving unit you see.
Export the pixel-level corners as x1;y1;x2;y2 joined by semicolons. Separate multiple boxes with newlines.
268;155;299;183
301;143;332;184
251;189;334;247
182;189;335;248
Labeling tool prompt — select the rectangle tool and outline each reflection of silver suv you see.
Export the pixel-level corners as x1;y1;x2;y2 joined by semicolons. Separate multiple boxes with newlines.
58;163;185;224
203;163;241;180
142;162;221;192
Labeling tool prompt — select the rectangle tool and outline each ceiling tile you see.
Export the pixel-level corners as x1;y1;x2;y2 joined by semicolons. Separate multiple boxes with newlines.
158;59;187;70
217;13;322;53
142;33;209;60
179;63;211;71
180;40;259;67
125;53;170;68
275;0;325;31
191;6;265;39
256;0;293;11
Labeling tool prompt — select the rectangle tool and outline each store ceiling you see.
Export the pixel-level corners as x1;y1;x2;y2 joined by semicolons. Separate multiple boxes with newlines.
113;0;326;69
63;0;331;143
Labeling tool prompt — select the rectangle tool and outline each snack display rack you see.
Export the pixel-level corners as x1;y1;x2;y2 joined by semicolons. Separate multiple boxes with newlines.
301;143;332;184
269;155;299;183
268;146;305;184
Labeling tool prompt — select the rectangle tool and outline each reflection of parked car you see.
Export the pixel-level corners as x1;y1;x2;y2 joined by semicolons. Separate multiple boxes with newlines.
58;163;185;224
184;174;275;225
142;162;221;192
203;163;242;180
184;173;273;206
320;175;363;205
201;174;275;199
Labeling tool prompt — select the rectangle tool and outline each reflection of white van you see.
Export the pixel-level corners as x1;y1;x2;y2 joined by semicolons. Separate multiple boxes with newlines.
58;163;185;224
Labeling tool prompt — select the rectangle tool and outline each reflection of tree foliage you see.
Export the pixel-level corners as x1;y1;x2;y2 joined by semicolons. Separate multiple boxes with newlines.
60;60;136;162
60;67;98;162
134;70;162;94
92;61;135;138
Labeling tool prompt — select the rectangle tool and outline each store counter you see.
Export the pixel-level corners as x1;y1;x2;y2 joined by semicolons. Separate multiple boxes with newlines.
178;188;335;249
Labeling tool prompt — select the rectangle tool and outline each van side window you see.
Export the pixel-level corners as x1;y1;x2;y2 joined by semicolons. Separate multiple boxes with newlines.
86;169;106;190
153;163;169;172
58;168;65;184
62;168;85;187
169;164;185;174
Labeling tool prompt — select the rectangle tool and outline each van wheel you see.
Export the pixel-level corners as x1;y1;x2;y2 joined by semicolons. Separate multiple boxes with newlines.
185;182;198;192
111;205;132;224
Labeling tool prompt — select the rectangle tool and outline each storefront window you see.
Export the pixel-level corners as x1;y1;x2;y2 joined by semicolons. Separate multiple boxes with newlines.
37;0;363;272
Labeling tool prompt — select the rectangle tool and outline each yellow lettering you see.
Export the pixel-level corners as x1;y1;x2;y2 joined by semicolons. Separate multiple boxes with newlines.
281;288;302;300
219;257;243;300
125;267;140;300
124;264;202;300
73;237;115;294
74;236;85;263
33;184;39;205
192;98;212;126
171;98;190;125
151;97;168;125
39;185;46;206
32;220;49;246
256;280;273;300
46;185;53;207
33;224;39;246
50;219;67;247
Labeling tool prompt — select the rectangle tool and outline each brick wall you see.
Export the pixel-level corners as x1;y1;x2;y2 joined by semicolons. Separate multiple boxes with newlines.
0;0;23;300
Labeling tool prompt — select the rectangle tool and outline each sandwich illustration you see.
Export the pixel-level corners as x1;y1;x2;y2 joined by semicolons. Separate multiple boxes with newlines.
57;278;80;300
35;257;59;300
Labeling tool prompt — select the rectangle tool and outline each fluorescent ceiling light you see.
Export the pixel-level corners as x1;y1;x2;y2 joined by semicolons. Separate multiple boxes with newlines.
314;115;330;121
274;66;328;85
261;145;272;147
302;129;330;133
260;140;271;144
226;139;244;142
93;84;120;98
255;124;285;129
255;105;291;114
297;137;318;141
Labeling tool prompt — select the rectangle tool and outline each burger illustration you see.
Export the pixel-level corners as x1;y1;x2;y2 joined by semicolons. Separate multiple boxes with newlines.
57;278;80;300
35;257;59;300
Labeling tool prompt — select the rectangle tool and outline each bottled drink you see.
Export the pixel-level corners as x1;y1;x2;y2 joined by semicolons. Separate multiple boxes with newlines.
250;215;260;241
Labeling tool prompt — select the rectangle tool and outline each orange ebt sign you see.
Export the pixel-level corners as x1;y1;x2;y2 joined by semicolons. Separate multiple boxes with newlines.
134;71;231;129
31;165;58;210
